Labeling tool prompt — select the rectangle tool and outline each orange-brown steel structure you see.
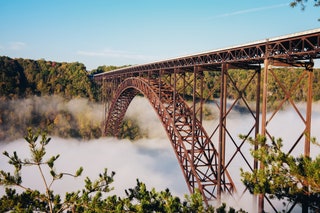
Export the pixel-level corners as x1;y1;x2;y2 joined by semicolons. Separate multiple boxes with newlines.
94;29;320;212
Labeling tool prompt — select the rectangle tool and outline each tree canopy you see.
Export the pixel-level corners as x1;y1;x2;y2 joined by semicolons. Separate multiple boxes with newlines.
0;57;138;142
0;57;97;100
0;129;245;212
290;0;320;10
241;135;320;212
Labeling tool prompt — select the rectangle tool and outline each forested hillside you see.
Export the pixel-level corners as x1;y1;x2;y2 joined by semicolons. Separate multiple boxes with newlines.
0;56;142;142
0;56;96;100
0;57;98;141
1;56;320;142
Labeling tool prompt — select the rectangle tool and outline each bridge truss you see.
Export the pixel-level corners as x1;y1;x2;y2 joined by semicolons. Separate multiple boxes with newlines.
94;29;320;212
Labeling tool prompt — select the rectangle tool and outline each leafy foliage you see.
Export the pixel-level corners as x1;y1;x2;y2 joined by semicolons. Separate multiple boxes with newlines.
0;57;141;142
0;57;27;99
166;68;320;105
0;129;246;212
118;118;146;140
0;57;97;100
290;0;320;20
240;135;320;211
2;56;320;104
290;0;320;10
2;56;320;142
89;65;129;76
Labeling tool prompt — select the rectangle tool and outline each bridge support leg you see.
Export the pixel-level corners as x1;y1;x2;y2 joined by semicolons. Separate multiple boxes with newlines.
254;66;261;170
252;66;261;210
192;67;197;188
217;63;227;202
305;67;313;157
102;76;116;136
302;64;313;213
259;58;270;213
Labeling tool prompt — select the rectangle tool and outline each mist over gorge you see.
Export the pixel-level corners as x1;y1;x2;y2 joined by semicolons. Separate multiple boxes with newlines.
2;55;320;143
1;96;320;212
1;56;320;211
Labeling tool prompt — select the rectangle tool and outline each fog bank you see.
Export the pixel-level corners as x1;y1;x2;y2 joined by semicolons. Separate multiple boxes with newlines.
1;96;320;212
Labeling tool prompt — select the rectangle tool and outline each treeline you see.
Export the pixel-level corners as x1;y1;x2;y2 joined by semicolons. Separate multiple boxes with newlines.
0;56;98;100
185;68;320;103
0;56;142;142
226;68;320;105
1;56;320;142
3;55;319;103
0;57;138;142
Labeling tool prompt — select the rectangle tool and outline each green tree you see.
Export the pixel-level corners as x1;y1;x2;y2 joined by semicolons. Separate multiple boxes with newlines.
89;65;130;76
290;0;320;10
290;0;320;21
0;128;247;212
0;128;114;212
118;118;145;140
0;57;97;100
240;135;320;212
0;57;27;98
122;180;244;213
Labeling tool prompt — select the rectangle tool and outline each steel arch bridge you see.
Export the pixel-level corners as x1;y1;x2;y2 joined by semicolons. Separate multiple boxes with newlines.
93;28;320;212
105;77;234;200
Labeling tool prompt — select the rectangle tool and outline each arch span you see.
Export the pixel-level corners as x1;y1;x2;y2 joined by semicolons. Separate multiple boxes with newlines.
105;77;234;201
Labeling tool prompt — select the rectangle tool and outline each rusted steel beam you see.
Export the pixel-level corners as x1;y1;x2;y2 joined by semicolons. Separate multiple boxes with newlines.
254;66;261;171
258;57;269;213
94;29;320;80
217;63;227;201
104;77;235;203
305;68;313;157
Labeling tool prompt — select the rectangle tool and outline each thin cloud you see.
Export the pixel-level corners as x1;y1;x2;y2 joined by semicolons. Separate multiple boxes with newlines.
214;3;289;18
8;41;27;50
77;49;155;61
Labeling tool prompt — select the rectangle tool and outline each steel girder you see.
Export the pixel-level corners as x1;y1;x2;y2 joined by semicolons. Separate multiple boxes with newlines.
94;29;320;80
105;77;235;203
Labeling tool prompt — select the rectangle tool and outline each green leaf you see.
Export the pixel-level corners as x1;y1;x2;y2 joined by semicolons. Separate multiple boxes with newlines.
75;167;83;177
50;170;56;177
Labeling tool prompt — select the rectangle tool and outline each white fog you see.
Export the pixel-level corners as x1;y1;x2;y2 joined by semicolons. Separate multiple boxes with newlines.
1;97;319;212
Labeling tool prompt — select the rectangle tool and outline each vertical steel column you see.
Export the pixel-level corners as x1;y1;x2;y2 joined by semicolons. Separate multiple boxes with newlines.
173;69;177;125
300;67;312;213
183;72;186;99
259;58;270;213
159;69;162;100
218;63;227;201
302;64;314;213
104;76;113;136
102;77;108;136
305;68;313;157
199;70;204;124
222;65;227;178
253;66;261;209
192;66;197;190
148;71;151;85
254;67;261;170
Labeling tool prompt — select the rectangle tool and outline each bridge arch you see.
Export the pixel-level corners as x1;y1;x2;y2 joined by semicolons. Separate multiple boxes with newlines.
105;77;234;202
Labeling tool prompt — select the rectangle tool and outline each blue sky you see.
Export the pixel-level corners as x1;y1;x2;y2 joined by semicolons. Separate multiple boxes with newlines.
0;0;319;70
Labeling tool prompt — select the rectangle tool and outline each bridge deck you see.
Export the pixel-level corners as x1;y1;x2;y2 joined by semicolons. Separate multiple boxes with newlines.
94;28;320;79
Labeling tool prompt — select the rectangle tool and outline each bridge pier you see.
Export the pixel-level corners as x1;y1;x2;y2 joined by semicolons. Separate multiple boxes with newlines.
258;57;269;213
259;57;314;212
217;63;227;202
